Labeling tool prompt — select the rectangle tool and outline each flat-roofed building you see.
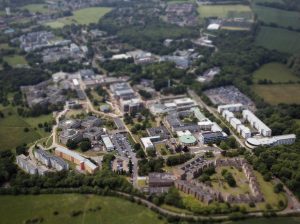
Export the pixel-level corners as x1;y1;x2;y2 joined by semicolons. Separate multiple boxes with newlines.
101;135;114;151
242;110;271;137
110;82;135;100
81;116;102;128
59;119;81;130
245;134;296;149
222;110;234;122
55;146;98;173
218;103;243;113
230;117;242;130
34;148;69;171
59;129;83;145
120;98;143;114
199;131;227;144
149;172;176;187
237;125;251;139
141;136;161;150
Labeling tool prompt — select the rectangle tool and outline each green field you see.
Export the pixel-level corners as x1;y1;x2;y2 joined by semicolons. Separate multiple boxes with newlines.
253;63;300;83
252;84;300;105
0;106;53;150
3;55;27;67
45;7;112;28
21;4;49;14
0;194;165;224
252;5;300;29
197;4;253;19
255;26;300;54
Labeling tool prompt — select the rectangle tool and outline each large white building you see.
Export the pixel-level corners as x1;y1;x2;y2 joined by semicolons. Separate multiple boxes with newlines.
237;125;251;139
230;117;242;130
141;136;161;150
222;110;234;122
217;103;243;113
246;134;296;149
16;154;48;175
34;148;69;171
242;110;272;137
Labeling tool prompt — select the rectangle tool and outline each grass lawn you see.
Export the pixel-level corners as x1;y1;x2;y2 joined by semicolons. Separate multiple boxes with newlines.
197;4;252;19
0;106;53;151
252;5;300;29
3;55;27;67
211;166;251;195
45;7;112;28
0;43;13;50
252;84;300;105
253;63;300;83
0;194;165;224
254;171;286;210
255;26;300;54
21;4;49;14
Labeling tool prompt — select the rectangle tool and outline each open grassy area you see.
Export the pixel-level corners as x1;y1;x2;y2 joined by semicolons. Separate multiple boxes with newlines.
252;5;300;29
0;194;165;224
253;63;300;83
255;26;300;54
211;166;251;195
3;55;27;67
45;7;112;28
0;106;53;151
252;84;300;105
21;4;49;14
197;4;252;19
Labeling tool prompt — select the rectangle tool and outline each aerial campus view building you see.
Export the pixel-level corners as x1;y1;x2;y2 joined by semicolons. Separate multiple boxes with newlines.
2;0;300;222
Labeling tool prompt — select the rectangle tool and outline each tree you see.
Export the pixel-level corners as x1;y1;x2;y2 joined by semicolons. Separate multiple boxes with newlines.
66;139;77;149
128;159;133;174
274;183;284;193
16;145;27;155
164;187;183;208
80;140;91;152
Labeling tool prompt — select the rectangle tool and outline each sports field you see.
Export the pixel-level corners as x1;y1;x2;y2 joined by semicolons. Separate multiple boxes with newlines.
252;84;300;105
0;106;53;151
3;55;27;67
197;4;253;19
21;4;49;14
45;7;112;28
252;5;300;29
255;26;300;54
253;63;300;83
0;194;164;224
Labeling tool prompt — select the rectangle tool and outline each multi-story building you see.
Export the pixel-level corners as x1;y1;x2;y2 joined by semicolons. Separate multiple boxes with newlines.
59;129;83;145
16;154;48;175
81;116;102;128
55;147;98;174
199;131;227;144
120;98;143;114
34;148;69;171
217;103;243;114
242;110;272;137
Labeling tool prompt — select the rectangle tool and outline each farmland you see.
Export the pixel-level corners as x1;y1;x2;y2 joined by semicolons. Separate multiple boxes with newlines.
252;5;300;29
0;194;165;224
45;7;112;28
197;4;252;19
253;63;300;83
252;84;300;105
0;106;53;151
21;4;49;14
255;26;300;54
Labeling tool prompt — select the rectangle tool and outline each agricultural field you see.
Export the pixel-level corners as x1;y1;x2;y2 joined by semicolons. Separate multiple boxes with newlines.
0;106;53;151
252;4;300;29
197;4;253;19
45;7;112;28
21;4;49;14
0;194;165;224
255;26;300;54
252;84;300;105
253;63;300;83
3;55;27;67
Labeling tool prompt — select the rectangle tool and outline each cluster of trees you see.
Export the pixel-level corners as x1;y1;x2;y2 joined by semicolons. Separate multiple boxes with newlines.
138;158;164;176
222;169;236;187
66;138;91;152
0;150;18;186
245;142;300;198
166;153;193;166
256;0;300;12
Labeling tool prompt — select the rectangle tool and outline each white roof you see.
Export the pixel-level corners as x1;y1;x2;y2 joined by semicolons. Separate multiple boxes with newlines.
230;118;241;125
176;130;192;137
207;23;220;30
101;135;114;149
211;122;222;132
243;109;271;131
112;54;131;60
141;136;160;148
218;103;243;110
273;134;296;141
72;79;79;86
